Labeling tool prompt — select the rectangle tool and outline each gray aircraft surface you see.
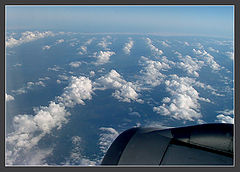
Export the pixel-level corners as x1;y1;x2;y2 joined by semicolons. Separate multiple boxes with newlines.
101;123;233;166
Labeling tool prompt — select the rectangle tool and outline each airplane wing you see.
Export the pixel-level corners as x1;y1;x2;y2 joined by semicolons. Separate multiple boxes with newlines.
101;123;233;166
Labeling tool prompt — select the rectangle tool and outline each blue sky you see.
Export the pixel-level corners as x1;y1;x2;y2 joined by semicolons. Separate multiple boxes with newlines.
6;5;234;38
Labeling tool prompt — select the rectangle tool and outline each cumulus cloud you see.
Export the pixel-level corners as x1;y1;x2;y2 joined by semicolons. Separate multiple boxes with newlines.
89;71;95;77
94;70;143;103
215;109;234;124
98;37;112;50
216;109;234;115
128;111;141;117
208;47;219;53
175;52;204;77
93;51;115;65
65;136;96;166
58;74;69;81
139;56;170;87
47;65;62;72
6;74;96;165
146;38;163;55
143;121;172;129
184;42;190;46
77;38;95;55
193;49;220;71
6;101;70;165
98;127;119;155
69;61;81;68
58;76;94;107
85;38;94;45
38;77;50;81
215;114;234;124
6;93;15;102
42;45;51;50
123;38;134;54
225;51;234;60
13;63;22;67
56;39;64;44
6;31;54;48
153;75;210;122
12;80;47;95
77;46;87;55
160;41;170;47
194;80;225;97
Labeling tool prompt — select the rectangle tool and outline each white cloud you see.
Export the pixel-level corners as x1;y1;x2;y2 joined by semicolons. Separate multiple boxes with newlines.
6;93;15;102
58;74;69;81
98;37;112;50
42;45;51;50
6;74;96;165
215;114;234;124
161;41;170;47
38;77;50;81
47;65;62;72
77;38;95;55
27;148;53;165
225;51;234;60
12;80;47;95
6;31;54;48
146;38;163;55
77;46;87;55
6;101;70;165
65;136;96;166
13;63;22;67
95;70;143;103
128;111;141;117
85;38;94;45
142;121;172;129
208;47;219;53
93;51;115;65
56;80;61;84
184;42;190;46
123;38;134;54
215;109;234;124
139;56;170;87
153;75;209;122
89;71;95;77
193;49;220;71
56;39;64;44
69;61;81;68
175;52;204;77
216;109;234;115
193;42;204;49
58;76;94;107
99;127;119;154
194;81;225;97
